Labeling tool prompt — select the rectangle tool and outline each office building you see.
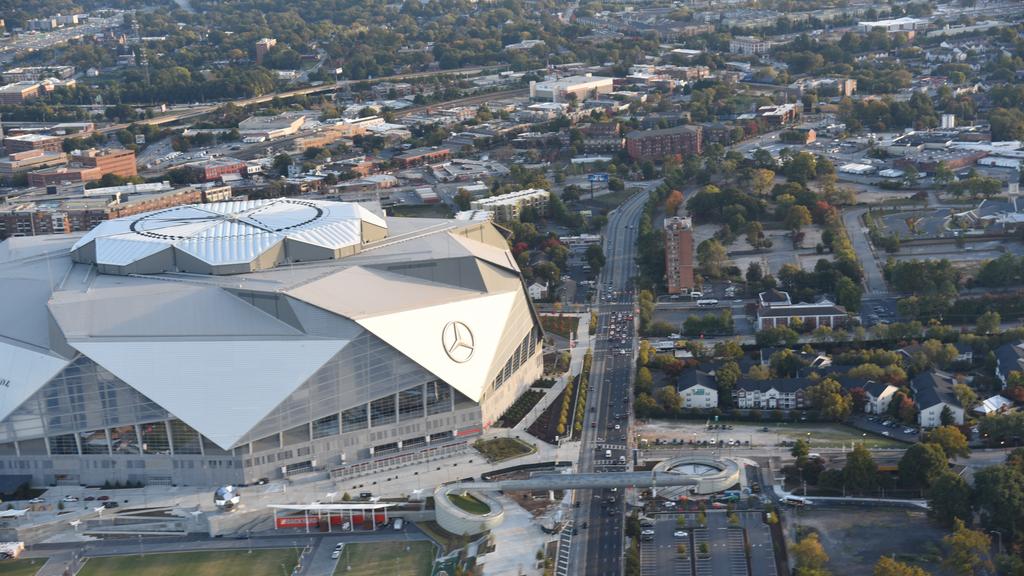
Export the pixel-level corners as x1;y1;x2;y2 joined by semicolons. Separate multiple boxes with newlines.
255;38;277;65
0;82;41;105
530;74;615;103
0;198;542;486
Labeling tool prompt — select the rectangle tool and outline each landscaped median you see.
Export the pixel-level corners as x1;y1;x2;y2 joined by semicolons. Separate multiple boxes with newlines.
472;437;536;463
448;492;491;515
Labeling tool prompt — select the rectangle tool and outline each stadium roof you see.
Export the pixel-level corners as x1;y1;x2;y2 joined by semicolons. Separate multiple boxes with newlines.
70;198;387;275
0;201;537;450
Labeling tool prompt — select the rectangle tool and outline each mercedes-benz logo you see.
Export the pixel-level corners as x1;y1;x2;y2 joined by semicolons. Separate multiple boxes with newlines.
442;321;475;363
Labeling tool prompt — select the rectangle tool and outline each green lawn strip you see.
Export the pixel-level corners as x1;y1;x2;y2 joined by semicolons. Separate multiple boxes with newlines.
472;437;536;462
77;548;301;576
0;559;46;576
332;541;435;576
447;493;490;515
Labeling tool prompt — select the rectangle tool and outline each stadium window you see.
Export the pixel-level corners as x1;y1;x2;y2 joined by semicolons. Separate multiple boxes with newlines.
370;395;396;427
140;422;171;455
282;424;311;446
79;430;109;455
252;433;280;453
169;420;202;455
49;434;79;455
426;381;453;415
109;425;140;455
342;404;369;433
312;414;340;439
398;385;424;421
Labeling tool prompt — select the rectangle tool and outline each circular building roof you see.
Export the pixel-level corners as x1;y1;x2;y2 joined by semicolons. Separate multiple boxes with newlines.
71;198;388;275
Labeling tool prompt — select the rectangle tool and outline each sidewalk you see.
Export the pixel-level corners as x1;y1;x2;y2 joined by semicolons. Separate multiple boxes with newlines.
515;313;592;434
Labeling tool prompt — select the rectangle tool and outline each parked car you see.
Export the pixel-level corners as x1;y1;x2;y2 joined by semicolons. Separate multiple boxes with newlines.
62;496;79;502
674;530;689;538
28;497;45;504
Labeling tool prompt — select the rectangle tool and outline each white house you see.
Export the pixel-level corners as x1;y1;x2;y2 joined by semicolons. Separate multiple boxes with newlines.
973;395;1015;417
912;371;965;428
527;282;549;300
677;369;718;409
859;381;898;415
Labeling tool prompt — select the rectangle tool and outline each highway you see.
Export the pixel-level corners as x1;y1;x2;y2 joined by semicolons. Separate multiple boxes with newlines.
573;188;650;575
96;65;504;135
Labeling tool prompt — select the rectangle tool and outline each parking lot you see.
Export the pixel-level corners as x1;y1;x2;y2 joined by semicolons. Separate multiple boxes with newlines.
640;511;778;576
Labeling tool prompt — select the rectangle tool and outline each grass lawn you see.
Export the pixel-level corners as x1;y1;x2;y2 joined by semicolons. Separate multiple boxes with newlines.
448;492;490;515
0;559;46;576
77;549;301;576
473;437;536;462
775;423;906;449
332;541;435;576
581;188;634;211
539;315;580;339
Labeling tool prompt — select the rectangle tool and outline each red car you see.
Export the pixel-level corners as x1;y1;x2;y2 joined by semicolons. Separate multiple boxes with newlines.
97;496;110;501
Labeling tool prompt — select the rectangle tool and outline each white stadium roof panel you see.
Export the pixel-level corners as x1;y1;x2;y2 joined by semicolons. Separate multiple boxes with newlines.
356;290;518;402
71;199;388;274
0;341;70;422
70;338;350;449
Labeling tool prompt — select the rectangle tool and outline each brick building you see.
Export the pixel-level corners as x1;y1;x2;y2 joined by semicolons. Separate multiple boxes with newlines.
625;125;703;161
664;215;695;294
185;157;247;182
393;147;451;168
4;133;63;154
27;148;136;187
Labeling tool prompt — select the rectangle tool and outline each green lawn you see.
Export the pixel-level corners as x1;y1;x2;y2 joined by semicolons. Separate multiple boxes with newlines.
77;549;301;576
774;423;907;449
332;541;435;576
473;437;535;462
447;492;490;515
0;559;46;576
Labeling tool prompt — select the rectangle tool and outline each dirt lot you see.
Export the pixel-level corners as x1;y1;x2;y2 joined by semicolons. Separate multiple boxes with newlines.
789;508;948;576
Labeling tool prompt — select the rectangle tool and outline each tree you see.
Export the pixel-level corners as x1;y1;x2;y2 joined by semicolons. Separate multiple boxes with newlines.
923;426;969;458
746;221;766;249
791;533;830;576
454;189;473;210
791;438;811;466
785;204;813;232
835;276;862;313
898;442;948;489
972;464;1024;540
585;245;606;273
934;161;955;189
697;239;728;279
843;443;877;494
750;168;775;197
665;190;685;215
636;367;654;395
805;378;852;421
746;262;763;284
874;557;931;576
940;405;956;427
272;153;292;176
785;152;818;184
976;310;1001;335
655;386;682;414
927;471;972;528
942;519;992;576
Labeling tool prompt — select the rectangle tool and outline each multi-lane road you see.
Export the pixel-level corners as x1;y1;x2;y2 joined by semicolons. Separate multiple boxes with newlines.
573;189;650;575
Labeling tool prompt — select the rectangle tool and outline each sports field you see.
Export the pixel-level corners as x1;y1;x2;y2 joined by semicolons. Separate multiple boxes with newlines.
332;541;435;576
0;559;45;576
77;548;301;576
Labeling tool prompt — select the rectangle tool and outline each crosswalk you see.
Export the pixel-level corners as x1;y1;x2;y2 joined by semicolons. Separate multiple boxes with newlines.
640;536;658;576
555;522;573;576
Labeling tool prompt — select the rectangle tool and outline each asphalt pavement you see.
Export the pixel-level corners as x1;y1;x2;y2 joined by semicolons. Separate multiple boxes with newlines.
573;188;649;575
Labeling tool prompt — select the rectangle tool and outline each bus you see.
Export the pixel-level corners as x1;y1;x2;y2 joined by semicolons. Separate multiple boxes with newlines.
783;495;810;507
696;299;719;307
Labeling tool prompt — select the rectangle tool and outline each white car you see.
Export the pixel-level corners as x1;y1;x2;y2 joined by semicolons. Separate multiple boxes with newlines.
331;551;341;559
28;497;45;504
663;501;677;508
614;424;621;431
674;530;689;538
62;496;79;502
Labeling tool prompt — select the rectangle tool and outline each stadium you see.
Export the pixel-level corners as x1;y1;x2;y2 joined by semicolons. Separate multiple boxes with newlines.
0;198;543;487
